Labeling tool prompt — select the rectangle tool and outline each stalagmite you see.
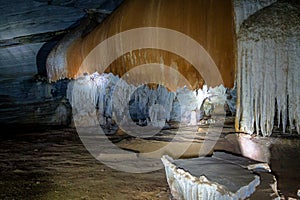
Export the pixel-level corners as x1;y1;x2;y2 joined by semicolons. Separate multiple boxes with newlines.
67;72;232;128
236;0;300;136
189;111;197;126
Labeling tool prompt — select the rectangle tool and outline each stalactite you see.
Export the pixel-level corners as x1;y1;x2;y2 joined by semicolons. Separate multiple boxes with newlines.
237;0;300;136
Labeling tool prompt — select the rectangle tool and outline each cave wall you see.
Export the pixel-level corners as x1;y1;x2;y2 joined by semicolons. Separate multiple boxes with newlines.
46;0;236;90
1;0;297;135
0;0;122;126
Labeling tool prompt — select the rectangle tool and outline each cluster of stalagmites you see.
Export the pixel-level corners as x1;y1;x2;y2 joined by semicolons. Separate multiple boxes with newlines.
67;72;236;128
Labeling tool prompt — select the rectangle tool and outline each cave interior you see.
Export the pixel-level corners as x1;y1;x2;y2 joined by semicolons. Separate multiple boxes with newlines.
0;0;299;199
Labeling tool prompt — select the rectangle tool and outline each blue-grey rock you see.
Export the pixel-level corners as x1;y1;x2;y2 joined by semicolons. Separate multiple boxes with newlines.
0;0;123;126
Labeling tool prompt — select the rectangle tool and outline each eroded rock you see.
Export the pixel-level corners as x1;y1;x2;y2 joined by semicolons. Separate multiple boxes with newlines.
162;152;280;200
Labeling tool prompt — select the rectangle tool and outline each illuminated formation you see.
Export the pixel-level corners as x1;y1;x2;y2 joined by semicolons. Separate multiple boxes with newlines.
1;0;300;199
46;0;236;90
45;0;300;136
235;0;300;136
67;72;230;128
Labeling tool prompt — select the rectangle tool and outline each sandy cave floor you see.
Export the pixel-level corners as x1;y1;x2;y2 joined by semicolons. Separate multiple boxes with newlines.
0;117;300;200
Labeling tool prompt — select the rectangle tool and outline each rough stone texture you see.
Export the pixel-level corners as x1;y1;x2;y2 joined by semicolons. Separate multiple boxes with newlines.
161;154;262;200
233;0;277;34
212;151;271;172
67;72;231;129
0;79;71;126
249;171;280;200
0;128;170;199
46;0;236;89
238;133;273;163
0;0;122;126
236;0;300;136
238;132;300;199
162;152;281;200
0;1;82;40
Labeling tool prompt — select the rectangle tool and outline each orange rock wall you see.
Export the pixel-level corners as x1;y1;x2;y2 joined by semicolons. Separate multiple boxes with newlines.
65;0;236;89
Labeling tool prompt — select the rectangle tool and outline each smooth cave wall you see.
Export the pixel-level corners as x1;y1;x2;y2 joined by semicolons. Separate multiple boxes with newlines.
64;0;236;90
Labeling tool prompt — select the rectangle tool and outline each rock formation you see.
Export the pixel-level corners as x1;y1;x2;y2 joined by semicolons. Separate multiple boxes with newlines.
235;0;300;136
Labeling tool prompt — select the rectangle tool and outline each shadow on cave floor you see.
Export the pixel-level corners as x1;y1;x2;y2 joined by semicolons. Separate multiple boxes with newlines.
0;127;170;200
0;120;299;199
269;141;300;199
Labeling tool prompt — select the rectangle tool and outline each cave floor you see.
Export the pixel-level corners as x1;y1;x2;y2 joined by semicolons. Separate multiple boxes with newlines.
0;128;170;200
0;118;299;199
